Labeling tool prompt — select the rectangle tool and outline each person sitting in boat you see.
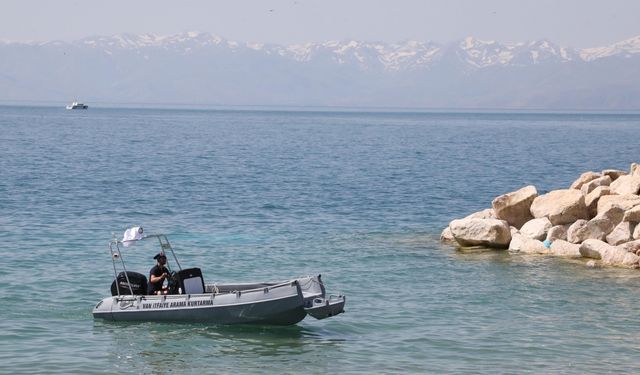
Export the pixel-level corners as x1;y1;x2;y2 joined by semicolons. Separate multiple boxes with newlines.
148;253;170;295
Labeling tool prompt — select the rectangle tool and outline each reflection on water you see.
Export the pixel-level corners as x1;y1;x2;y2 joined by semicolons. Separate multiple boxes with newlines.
95;320;347;373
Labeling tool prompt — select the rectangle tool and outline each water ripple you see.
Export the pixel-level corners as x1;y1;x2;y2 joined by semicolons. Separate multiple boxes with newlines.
2;107;640;373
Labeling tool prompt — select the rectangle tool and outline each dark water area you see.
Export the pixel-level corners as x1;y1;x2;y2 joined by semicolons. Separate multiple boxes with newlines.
1;106;640;373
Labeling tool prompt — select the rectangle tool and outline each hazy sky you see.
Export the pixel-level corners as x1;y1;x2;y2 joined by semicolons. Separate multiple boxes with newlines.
2;0;639;47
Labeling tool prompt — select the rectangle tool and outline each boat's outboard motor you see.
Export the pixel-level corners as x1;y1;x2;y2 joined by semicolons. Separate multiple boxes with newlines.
110;271;148;296
177;268;205;294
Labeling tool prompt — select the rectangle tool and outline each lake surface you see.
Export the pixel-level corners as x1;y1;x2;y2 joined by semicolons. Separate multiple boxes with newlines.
1;106;640;374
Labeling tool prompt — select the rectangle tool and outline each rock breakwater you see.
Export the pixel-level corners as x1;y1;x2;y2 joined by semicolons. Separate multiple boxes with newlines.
441;163;640;268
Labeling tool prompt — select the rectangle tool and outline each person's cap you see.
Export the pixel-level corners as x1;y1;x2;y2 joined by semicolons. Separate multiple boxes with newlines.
153;253;167;260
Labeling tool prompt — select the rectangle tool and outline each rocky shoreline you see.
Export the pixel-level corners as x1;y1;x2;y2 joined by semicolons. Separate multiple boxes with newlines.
441;163;640;268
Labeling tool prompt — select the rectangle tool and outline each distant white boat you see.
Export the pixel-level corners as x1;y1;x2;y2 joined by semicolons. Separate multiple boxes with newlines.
66;101;88;110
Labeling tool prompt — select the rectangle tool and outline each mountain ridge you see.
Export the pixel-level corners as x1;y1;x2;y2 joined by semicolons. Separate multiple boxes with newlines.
1;33;639;109
10;32;640;69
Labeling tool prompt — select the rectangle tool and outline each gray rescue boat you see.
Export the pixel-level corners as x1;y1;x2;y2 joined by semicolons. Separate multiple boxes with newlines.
93;228;346;325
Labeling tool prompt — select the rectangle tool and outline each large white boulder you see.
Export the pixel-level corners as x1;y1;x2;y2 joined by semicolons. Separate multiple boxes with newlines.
546;224;570;242
579;239;603;259
440;227;455;242
606;221;636;245
441;209;496;242
634;224;640;240
610;174;640;196
508;233;524;252
509;233;548;254
602;169;627;182
491;185;537;229
622;205;640;222
567;219;588;244
464;208;496;220
549;239;581;257
579;239;640;267
521;239;548;254
570;171;601;190
580;175;612;195
450;218;512;248
530;189;590;225
631;162;640;176
585;186;611;217
571;206;625;243
519;217;553;240
597;195;640;216
618;240;640;255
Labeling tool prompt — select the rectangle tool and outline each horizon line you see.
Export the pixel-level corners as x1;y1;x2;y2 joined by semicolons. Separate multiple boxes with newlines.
2;100;639;115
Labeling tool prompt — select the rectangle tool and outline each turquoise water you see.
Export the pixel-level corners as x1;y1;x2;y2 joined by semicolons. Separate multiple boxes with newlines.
2;106;640;374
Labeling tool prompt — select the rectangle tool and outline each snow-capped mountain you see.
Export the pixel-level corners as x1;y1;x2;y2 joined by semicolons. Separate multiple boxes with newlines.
580;35;640;61
1;33;639;109
453;38;579;67
75;32;225;50
272;40;443;71
57;31;640;70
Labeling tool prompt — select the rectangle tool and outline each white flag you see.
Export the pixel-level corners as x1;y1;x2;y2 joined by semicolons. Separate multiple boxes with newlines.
122;226;144;247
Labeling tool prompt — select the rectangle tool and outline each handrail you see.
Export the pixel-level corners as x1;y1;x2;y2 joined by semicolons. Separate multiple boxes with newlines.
108;232;183;297
109;240;134;297
206;279;301;295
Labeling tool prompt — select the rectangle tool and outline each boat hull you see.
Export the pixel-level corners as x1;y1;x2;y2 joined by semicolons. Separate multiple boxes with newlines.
93;278;318;325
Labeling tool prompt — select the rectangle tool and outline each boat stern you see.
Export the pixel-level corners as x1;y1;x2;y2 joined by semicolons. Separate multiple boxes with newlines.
304;294;346;320
298;275;346;320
